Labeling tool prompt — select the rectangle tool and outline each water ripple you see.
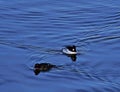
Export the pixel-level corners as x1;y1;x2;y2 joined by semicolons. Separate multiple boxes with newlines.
0;0;120;92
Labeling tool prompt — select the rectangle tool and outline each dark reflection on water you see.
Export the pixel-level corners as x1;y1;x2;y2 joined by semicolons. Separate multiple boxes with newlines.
0;0;120;92
66;54;77;61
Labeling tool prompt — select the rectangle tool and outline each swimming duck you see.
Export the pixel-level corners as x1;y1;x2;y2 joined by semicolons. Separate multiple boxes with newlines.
62;45;77;55
34;63;56;75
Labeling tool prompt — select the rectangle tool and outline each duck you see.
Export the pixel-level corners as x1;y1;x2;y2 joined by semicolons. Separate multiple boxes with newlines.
62;45;77;55
34;63;56;75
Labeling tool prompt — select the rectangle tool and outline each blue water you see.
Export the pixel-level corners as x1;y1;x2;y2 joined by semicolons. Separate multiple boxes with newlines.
0;0;120;92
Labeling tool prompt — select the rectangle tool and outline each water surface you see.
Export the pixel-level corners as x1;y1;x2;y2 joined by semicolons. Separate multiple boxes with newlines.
0;0;120;92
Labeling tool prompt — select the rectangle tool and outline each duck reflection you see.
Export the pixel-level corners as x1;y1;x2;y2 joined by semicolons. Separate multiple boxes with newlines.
34;63;56;75
67;54;77;61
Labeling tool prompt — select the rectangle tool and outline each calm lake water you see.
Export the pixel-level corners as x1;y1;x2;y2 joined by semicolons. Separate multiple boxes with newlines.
0;0;120;92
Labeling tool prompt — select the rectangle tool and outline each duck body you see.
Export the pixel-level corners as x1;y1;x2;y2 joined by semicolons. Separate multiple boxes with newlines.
62;45;77;55
34;63;56;75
